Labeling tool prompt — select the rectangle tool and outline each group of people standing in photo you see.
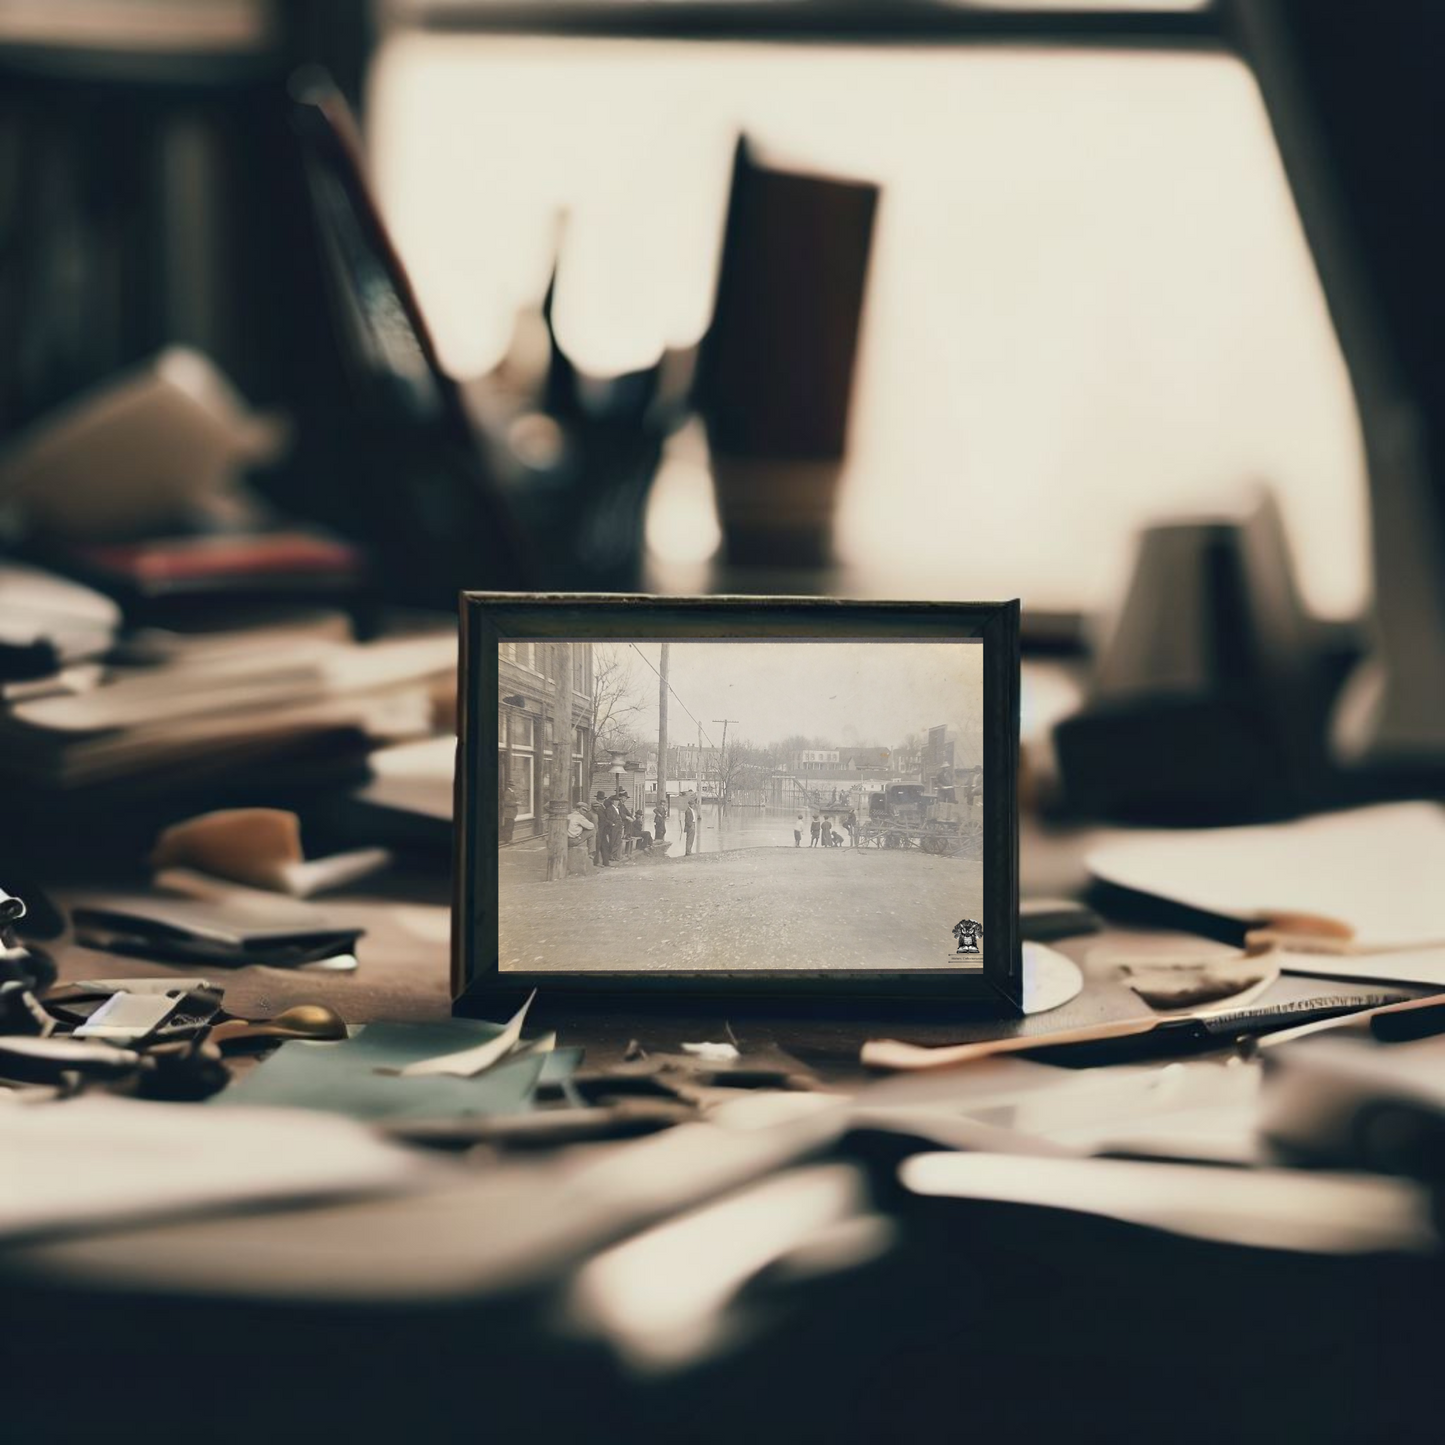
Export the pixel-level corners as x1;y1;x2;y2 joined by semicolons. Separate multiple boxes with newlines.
590;790;644;867
795;808;859;848
560;790;703;868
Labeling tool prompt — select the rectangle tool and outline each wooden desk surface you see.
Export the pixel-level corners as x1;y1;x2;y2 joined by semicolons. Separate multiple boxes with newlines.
43;823;1376;1074
13;829;1443;1445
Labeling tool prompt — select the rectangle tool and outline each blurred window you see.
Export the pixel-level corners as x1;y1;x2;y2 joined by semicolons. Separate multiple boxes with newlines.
369;26;1366;618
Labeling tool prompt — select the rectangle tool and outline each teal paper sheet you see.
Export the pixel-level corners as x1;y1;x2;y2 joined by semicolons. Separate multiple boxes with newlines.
212;1020;582;1120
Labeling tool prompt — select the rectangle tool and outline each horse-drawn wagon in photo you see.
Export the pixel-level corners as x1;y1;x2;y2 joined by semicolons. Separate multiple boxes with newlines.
861;781;981;857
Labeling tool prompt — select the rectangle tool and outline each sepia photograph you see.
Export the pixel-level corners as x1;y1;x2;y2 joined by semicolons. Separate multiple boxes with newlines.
495;638;983;972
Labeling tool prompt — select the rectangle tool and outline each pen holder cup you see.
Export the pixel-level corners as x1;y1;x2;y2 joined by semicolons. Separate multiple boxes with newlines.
710;455;843;568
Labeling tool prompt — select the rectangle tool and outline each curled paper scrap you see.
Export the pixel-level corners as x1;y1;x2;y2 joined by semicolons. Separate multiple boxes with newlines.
398;991;537;1079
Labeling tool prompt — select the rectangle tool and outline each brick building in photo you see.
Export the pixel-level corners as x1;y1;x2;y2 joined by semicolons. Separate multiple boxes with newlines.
498;641;595;843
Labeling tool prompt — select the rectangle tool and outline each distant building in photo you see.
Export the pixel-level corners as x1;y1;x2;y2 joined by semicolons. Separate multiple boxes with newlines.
838;746;892;772
670;744;720;781
789;749;839;773
927;724;953;776
498;641;594;843
892;740;925;778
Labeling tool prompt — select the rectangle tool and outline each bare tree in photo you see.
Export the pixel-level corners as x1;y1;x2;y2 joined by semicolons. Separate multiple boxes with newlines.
591;643;646;759
778;733;832;756
714;732;738;808
718;741;773;807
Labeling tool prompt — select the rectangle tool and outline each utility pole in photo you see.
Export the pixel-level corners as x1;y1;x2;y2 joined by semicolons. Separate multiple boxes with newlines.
713;719;739;811
545;640;573;882
695;720;704;851
657;642;669;833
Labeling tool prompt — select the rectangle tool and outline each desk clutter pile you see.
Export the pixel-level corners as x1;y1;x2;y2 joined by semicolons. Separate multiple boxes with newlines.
9;548;1445;1436
9;856;1445;1248
9;863;1445;1441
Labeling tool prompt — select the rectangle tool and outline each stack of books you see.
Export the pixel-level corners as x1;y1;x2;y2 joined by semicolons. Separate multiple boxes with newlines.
2;622;452;793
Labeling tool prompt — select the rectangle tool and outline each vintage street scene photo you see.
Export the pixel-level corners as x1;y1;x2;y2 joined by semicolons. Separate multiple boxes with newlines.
496;638;983;971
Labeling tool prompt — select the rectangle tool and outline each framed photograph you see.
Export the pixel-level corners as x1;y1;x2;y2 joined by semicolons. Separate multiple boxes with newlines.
454;595;1021;1012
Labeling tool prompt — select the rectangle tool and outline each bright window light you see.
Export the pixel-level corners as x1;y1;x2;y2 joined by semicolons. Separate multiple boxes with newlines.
369;34;1367;619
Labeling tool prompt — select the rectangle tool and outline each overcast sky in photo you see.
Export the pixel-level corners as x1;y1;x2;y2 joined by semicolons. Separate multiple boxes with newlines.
590;640;982;752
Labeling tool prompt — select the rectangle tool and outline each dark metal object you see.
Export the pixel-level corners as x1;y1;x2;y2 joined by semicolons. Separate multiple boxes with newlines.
0;886;56;995
0;982;55;1037
130;1038;230;1102
283;70;537;604
42;982;221;1028
207;1002;349;1048
1226;2;1445;779
0;1036;142;1084
1053;495;1350;823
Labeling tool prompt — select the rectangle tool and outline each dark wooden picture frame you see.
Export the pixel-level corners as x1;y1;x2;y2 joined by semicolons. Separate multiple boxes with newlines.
454;594;1021;1014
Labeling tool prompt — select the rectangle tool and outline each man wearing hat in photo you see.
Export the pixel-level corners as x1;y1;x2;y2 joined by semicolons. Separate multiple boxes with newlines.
593;790;614;866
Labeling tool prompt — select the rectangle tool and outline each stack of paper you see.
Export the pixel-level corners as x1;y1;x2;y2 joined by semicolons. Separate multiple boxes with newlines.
0;560;119;670
0;630;454;790
899;1152;1434;1255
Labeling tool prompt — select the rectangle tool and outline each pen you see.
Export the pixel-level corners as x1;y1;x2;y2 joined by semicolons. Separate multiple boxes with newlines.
1258;990;1445;1048
1028;993;1404;1067
864;993;1402;1071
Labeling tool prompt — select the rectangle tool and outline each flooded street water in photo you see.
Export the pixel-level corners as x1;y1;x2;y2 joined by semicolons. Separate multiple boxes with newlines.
657;805;844;857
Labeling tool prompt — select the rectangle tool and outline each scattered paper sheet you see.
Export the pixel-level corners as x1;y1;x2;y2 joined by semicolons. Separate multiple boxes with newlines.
900;1152;1435;1254
848;1055;1264;1165
1119;957;1278;1011
569;1164;879;1371
213;1017;572;1120
1280;947;1445;989
400;991;536;1078
1087;802;1445;949
0;1097;423;1244
680;1042;741;1062
70;976;212;994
